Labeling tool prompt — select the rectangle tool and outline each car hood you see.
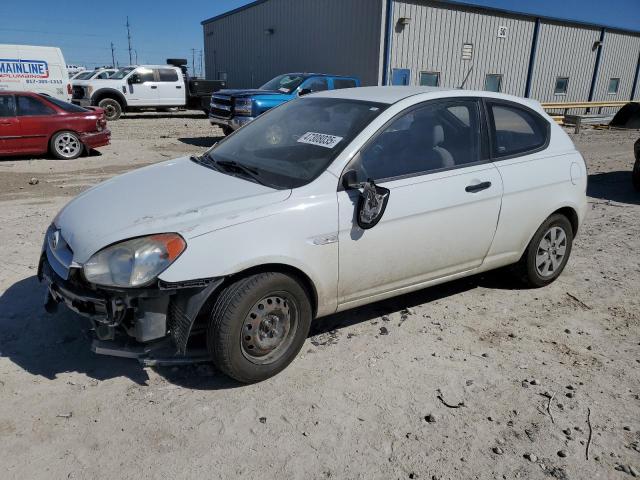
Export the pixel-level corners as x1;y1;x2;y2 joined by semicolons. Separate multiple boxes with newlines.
54;157;291;263
214;89;287;98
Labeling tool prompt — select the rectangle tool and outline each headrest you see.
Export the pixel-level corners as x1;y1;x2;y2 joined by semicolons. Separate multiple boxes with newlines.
432;125;444;146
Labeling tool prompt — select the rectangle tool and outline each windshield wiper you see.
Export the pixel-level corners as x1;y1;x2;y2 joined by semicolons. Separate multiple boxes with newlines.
215;159;264;185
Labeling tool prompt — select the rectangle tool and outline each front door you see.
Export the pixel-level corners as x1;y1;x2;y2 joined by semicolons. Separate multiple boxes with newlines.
337;98;503;307
391;68;411;86
126;67;159;106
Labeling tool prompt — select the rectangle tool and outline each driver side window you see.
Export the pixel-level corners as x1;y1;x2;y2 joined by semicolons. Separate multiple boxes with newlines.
357;99;481;182
302;77;328;93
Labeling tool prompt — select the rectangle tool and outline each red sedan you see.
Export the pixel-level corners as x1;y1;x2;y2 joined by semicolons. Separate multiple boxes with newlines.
0;91;110;159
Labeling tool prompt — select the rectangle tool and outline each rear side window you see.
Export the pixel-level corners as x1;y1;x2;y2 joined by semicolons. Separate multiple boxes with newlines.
333;78;357;89
304;77;328;92
159;69;179;82
488;102;548;157
0;95;16;117
16;96;55;116
40;95;88;113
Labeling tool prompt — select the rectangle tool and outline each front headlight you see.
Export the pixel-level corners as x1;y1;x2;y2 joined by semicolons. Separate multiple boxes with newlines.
234;98;253;116
83;233;186;288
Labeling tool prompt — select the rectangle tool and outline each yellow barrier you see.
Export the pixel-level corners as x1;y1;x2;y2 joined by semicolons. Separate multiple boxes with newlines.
541;101;632;109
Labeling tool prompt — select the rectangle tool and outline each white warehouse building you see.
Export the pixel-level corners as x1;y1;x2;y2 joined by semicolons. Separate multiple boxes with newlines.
202;0;640;103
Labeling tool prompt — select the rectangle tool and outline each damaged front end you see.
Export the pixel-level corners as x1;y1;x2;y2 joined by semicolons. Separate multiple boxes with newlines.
38;226;223;365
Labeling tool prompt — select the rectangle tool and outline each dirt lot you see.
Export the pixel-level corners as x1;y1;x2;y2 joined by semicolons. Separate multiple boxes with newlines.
0;112;638;480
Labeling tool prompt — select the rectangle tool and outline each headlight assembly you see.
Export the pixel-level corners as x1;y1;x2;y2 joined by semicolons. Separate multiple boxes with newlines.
83;233;186;288
234;98;253;116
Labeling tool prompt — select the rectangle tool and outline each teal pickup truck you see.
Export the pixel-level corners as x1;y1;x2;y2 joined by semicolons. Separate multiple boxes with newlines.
209;73;360;134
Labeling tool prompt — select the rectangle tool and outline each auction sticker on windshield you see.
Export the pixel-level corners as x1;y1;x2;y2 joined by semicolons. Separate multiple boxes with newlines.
297;132;344;149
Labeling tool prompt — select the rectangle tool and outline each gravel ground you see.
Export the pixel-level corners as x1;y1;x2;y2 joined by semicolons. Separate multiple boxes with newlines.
0;112;638;480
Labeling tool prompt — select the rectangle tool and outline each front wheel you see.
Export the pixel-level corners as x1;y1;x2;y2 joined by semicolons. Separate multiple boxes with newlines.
98;98;122;121
206;272;312;383
50;131;83;159
514;214;574;288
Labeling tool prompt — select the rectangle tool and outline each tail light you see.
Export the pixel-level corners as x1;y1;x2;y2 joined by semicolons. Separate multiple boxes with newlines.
96;115;107;132
67;83;72;95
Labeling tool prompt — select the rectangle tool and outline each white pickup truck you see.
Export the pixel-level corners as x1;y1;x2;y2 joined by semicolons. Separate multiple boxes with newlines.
71;60;225;121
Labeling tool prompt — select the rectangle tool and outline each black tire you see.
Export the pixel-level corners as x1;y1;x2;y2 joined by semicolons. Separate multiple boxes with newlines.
513;214;574;288
632;157;640;192
221;126;233;136
206;272;312;383
98;98;122;121
50;131;83;159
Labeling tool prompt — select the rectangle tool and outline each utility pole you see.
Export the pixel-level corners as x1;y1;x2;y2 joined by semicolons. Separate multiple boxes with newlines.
199;49;203;77
126;16;133;65
191;48;196;77
110;42;116;68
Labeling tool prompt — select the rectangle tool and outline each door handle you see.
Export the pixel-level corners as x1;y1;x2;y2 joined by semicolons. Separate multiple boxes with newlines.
465;181;492;193
150;86;158;89
176;86;182;89
0;121;12;125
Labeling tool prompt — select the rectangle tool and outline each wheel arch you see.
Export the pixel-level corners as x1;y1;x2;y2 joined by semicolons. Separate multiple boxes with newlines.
91;88;127;108
552;206;579;236
189;262;320;336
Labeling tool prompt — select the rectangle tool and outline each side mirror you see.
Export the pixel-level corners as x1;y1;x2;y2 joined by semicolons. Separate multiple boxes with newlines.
356;180;390;230
298;88;312;96
128;74;140;84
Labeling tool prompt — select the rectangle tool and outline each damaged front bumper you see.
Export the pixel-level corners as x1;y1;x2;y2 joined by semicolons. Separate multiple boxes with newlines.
38;254;223;363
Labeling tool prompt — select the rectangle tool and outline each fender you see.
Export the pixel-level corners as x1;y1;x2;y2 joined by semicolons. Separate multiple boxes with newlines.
90;88;127;108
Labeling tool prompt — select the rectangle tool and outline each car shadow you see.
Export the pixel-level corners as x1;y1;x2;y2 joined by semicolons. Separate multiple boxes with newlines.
178;136;225;148
0;270;520;390
587;171;639;205
121;112;206;120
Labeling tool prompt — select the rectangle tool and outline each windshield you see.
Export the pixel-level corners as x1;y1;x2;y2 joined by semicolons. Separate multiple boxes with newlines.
202;97;387;189
260;74;306;93
110;67;135;80
74;71;95;80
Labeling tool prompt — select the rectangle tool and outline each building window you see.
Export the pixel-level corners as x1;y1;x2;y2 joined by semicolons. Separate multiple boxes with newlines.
462;43;473;61
607;78;620;95
485;74;502;92
554;77;569;95
419;72;440;87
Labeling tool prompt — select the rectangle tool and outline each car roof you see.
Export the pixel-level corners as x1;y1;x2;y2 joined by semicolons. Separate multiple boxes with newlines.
282;73;356;79
312;86;544;110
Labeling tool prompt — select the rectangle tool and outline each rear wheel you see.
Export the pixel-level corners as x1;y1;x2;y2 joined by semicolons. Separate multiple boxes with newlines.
513;214;574;287
50;131;83;159
206;272;312;383
98;98;122;121
221;126;233;136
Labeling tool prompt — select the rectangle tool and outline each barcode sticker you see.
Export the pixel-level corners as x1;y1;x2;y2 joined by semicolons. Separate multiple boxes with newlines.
297;132;343;149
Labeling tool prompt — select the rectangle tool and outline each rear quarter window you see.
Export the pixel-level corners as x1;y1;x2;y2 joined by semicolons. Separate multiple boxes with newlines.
333;78;357;89
487;102;549;158
158;69;179;82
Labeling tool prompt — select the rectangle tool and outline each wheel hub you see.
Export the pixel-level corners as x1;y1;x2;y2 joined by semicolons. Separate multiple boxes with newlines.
535;226;567;277
241;295;294;363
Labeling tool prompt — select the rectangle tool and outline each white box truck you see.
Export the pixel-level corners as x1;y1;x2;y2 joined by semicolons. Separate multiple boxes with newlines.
0;44;71;102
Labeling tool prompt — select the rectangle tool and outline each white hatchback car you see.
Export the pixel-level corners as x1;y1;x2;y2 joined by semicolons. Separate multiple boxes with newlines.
40;87;587;382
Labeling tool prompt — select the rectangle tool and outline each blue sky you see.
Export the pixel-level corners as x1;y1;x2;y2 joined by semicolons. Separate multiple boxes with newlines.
1;0;638;75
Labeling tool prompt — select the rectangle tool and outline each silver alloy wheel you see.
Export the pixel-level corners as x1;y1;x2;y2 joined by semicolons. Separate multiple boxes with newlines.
535;226;567;277
54;133;81;158
241;295;297;364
